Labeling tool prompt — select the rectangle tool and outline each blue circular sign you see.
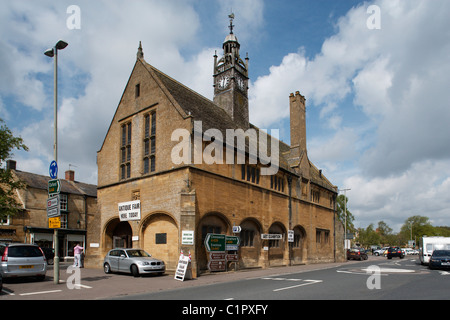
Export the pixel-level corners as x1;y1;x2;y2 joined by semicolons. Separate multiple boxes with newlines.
49;160;58;179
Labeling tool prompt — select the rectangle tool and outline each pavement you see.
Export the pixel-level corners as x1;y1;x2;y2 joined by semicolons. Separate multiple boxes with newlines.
0;257;384;300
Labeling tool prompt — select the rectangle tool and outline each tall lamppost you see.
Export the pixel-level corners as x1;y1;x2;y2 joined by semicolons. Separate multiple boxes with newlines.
339;188;351;251
44;40;68;285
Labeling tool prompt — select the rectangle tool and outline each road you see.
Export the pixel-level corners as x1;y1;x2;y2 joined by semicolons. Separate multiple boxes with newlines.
1;256;449;301
116;256;450;300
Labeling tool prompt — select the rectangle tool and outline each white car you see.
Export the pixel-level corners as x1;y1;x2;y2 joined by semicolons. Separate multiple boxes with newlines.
374;247;389;256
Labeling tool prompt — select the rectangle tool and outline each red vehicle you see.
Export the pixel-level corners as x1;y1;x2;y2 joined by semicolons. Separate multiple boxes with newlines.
347;248;368;261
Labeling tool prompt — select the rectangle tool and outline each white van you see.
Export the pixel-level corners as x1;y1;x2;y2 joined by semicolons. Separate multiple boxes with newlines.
419;236;450;265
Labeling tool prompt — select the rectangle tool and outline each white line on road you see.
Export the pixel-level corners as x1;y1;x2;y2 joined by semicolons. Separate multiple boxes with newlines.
273;280;323;292
19;289;62;296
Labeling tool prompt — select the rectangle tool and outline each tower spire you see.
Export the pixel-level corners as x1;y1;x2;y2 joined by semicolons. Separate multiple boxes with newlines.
228;13;235;34
137;41;144;60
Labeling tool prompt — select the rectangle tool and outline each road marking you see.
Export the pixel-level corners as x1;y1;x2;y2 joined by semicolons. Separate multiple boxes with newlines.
273;280;322;292
1;288;15;295
19;289;62;296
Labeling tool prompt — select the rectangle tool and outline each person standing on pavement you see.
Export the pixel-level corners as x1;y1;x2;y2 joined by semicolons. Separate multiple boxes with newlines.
73;243;84;267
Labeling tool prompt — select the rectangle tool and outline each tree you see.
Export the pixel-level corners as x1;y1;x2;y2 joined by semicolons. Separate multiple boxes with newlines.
0;118;28;220
336;194;355;234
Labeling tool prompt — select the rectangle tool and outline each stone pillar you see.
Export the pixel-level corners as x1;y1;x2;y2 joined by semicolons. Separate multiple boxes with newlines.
180;190;197;278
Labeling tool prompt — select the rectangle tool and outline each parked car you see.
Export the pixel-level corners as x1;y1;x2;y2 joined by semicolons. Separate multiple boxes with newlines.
0;243;47;280
103;248;165;277
429;250;450;270
374;247;389;256
387;247;405;259
40;247;55;265
347;248;368;261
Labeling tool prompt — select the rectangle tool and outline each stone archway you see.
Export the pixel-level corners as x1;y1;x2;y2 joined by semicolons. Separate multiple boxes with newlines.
141;212;179;271
291;225;307;264
268;222;287;266
197;212;231;272
104;218;132;252
239;218;262;269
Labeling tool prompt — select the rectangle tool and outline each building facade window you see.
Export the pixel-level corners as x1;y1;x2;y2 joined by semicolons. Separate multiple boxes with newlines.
143;112;156;174
270;175;285;192
240;229;255;247
120;122;132;179
60;194;68;211
241;164;260;184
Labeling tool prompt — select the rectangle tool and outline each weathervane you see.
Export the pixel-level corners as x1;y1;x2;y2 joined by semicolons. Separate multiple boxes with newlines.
228;13;235;34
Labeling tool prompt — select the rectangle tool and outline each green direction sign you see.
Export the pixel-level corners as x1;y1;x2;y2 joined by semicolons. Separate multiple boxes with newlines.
225;235;240;248
48;179;61;195
205;233;226;252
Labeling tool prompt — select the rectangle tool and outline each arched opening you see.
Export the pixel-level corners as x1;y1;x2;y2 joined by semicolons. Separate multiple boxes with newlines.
141;213;179;271
104;219;132;251
239;218;262;269
291;225;307;264
268;222;287;267
197;212;231;272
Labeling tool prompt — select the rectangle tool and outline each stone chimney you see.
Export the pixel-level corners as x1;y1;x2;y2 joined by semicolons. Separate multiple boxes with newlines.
6;160;16;170
65;170;75;181
289;91;307;155
289;91;309;178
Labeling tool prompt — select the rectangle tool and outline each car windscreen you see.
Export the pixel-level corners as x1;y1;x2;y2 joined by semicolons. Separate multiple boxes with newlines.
126;250;150;257
8;246;43;257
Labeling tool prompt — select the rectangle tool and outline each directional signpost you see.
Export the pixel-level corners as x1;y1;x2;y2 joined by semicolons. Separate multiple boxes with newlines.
47;195;60;218
49;160;58;179
48;179;61;196
204;233;240;272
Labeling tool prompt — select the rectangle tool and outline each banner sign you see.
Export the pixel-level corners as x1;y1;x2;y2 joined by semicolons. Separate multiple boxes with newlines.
118;200;141;221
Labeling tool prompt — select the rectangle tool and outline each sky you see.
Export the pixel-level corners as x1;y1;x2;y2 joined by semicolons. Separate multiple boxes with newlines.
1;0;450;232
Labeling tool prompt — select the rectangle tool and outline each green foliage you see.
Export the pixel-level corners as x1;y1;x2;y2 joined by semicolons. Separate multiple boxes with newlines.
0;118;28;220
356;215;450;247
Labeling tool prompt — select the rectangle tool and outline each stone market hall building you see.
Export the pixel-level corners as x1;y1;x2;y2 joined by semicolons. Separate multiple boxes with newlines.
88;17;345;275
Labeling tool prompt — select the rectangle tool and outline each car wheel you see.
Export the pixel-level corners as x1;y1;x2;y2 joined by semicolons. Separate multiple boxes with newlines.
104;263;111;274
131;265;140;277
387;256;392;259
375;252;379;256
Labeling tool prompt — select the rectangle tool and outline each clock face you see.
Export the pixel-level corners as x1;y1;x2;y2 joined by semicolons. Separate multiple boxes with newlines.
236;76;245;91
218;75;230;89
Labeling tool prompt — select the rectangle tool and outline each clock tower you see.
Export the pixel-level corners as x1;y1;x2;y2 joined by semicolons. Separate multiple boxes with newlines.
213;14;249;128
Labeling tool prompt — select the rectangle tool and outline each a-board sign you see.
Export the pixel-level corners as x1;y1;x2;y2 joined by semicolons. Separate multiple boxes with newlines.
174;255;191;281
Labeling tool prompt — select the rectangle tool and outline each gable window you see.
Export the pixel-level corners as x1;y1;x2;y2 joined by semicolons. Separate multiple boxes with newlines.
135;83;140;98
120;122;132;180
143;112;156;174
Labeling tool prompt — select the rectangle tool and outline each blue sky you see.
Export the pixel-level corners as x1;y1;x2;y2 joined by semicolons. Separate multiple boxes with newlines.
1;0;450;232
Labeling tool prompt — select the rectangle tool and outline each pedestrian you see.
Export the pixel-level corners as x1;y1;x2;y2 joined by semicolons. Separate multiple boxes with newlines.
73;243;84;267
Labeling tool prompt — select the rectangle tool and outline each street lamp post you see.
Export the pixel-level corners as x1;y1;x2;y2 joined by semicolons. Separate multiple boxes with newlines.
45;40;68;285
339;188;351;251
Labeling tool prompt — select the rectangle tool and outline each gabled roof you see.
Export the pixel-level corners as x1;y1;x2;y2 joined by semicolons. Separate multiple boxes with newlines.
14;170;97;198
100;55;337;193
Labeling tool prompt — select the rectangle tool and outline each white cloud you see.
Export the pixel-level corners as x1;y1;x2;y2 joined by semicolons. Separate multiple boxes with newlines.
248;0;450;230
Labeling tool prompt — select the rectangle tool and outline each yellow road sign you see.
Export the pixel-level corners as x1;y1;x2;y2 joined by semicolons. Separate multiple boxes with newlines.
48;216;61;229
